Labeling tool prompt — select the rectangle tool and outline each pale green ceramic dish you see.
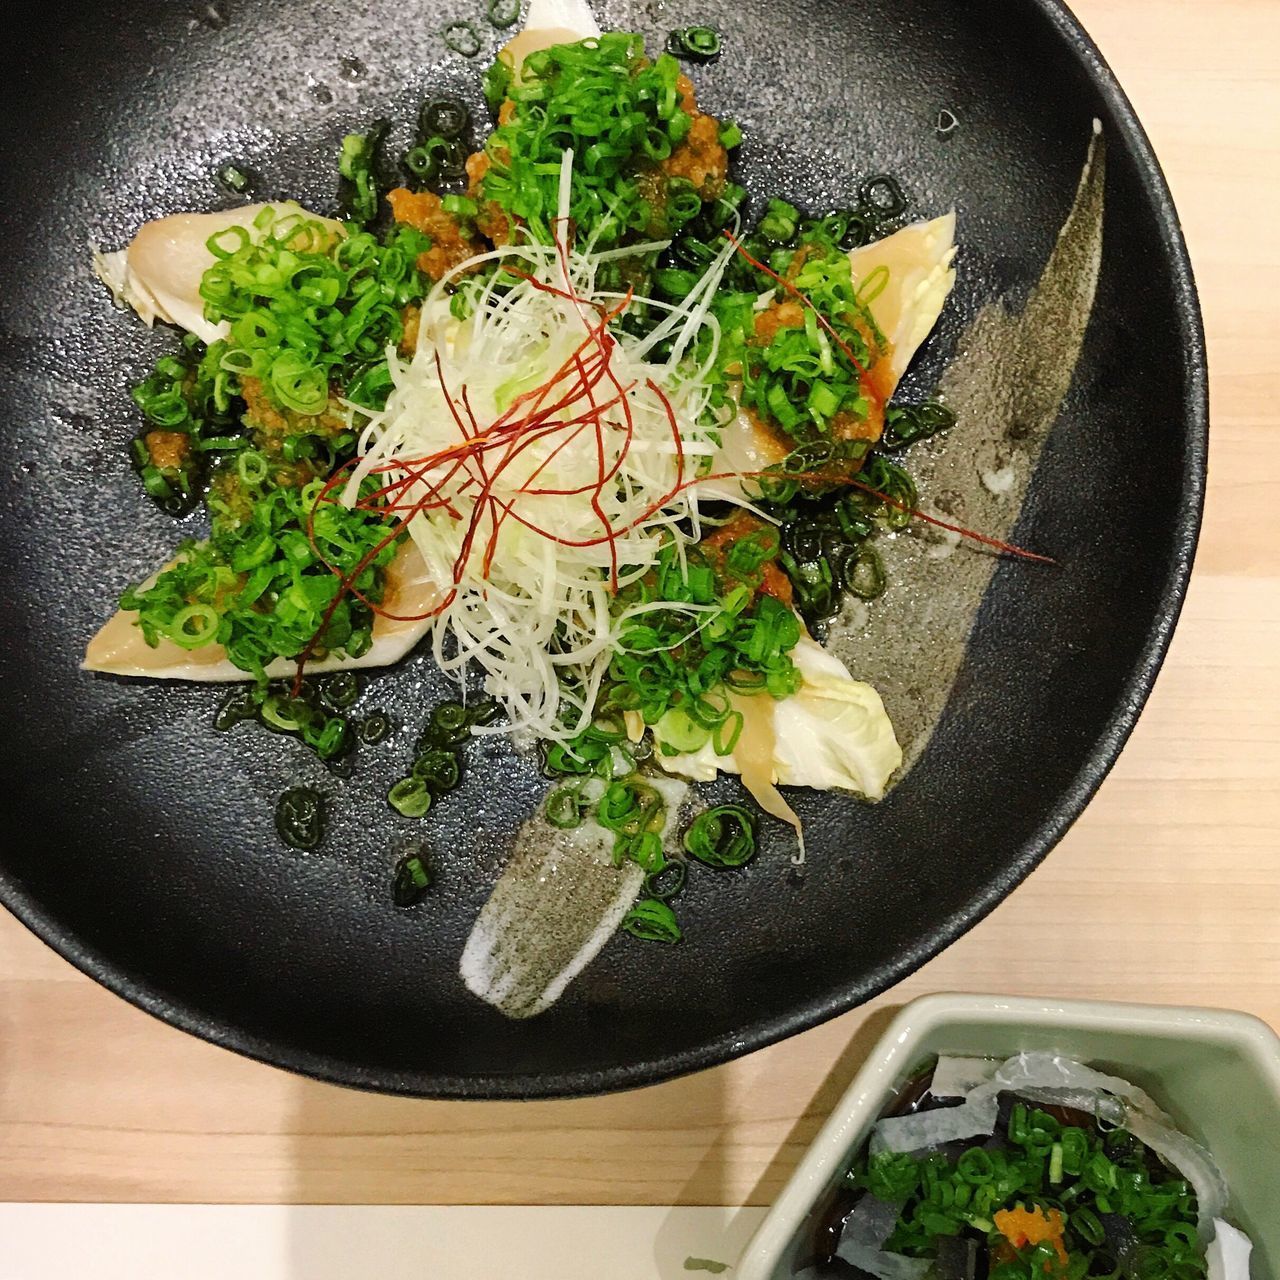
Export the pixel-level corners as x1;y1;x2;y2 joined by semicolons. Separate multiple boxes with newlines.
737;993;1279;1280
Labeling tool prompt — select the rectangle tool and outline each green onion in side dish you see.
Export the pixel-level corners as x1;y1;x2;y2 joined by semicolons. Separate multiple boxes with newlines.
837;1058;1218;1278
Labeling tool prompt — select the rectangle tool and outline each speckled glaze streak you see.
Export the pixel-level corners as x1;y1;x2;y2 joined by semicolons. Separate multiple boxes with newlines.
479;128;1108;1023
0;0;1204;1097
830;126;1107;771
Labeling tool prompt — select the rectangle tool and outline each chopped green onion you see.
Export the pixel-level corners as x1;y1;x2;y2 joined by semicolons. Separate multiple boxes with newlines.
666;178;702;222
596;778;665;838
880;401;956;452
711;710;743;756
465;697;501;727
339;122;388;225
302;715;352;761
214;688;262;731
541;737;607;777
653;709;707;756
318;671;361;711
1070;1206;1105;1246
644;860;687;900
442;20;481;57
1061;1125;1090;1175
358;709;392;745
388;777;432;818
275;787;325;851
857;174;907;217
856;263;890;307
758;197;800;244
683;806;757;868
403;145;437;182
412;748;461;792
260;692;315;735
621;897;681;943
546;783;588;830
422;700;471;748
215;162;250;193
163;603;219;649
486;0;520;28
717;121;743;149
421;98;470;139
957;1148;995;1184
666;25;721;62
442;194;479;219
860;455;917;531
481;57;512;112
583;716;628;744
844;545;885;600
623;830;666;873
654;267;702;297
405;132;467;185
393;850;432;905
236;449;269;486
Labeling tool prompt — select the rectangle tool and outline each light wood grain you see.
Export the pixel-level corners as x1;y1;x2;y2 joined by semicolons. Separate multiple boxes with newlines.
2;0;1277;1207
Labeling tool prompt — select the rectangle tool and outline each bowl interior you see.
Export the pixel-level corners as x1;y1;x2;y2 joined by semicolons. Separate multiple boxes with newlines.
0;0;1203;1095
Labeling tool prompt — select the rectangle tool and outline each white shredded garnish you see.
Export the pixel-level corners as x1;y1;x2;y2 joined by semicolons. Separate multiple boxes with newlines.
343;151;743;741
927;1054;998;1098
1206;1219;1253;1280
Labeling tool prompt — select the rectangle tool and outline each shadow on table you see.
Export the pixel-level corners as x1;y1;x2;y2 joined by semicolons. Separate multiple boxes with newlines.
652;1003;901;1277
277;1032;732;1278
276;1002;900;1278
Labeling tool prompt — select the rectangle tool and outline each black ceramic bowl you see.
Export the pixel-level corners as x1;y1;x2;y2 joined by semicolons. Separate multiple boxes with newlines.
0;0;1203;1097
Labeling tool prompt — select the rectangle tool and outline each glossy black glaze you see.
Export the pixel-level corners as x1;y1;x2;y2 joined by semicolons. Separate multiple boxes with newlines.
0;0;1205;1097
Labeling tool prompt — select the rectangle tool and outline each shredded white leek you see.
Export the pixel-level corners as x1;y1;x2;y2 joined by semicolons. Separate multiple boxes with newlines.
343;152;743;741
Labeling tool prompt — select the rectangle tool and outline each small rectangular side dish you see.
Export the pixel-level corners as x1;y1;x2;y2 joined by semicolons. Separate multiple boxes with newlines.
737;994;1279;1280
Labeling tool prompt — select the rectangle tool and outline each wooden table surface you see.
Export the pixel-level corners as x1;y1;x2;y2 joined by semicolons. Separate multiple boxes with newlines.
2;0;1277;1208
